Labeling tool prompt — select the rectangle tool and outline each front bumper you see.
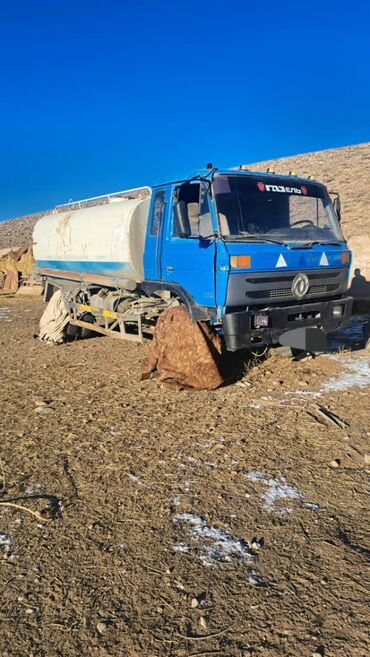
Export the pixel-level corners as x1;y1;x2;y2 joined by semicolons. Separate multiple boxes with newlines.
222;296;353;351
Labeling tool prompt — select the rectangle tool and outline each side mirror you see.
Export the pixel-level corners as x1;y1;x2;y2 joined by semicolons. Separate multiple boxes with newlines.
332;194;341;222
174;200;191;237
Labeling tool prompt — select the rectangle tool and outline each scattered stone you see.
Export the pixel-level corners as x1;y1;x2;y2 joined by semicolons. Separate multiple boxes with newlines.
248;569;264;586
199;615;208;630
363;453;370;466
274;346;293;359
96;621;108;635
312;646;325;657
33;406;53;414
329;459;341;468
34;400;48;407
236;381;252;388
190;597;199;608
250;536;264;550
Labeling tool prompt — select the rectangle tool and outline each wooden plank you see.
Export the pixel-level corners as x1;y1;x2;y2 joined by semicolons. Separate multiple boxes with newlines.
69;319;143;342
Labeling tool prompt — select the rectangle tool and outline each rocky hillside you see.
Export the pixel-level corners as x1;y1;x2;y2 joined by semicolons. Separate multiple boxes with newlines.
0;211;49;249
0;143;369;289
245;143;370;239
244;142;370;291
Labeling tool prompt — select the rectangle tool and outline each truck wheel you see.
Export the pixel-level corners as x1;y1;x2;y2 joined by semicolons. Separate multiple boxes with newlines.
64;322;81;341
80;312;96;339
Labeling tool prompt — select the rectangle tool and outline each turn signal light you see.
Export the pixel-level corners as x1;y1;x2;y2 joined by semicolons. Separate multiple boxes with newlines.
230;255;251;269
341;251;350;264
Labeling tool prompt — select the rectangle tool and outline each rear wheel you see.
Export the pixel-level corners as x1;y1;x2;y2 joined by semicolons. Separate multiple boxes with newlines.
80;312;96;339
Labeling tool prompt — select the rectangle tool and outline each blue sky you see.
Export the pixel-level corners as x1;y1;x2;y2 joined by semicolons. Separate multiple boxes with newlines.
1;0;369;219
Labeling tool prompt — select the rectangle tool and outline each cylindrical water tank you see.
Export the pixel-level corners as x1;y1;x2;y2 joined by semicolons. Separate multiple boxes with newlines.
33;195;151;283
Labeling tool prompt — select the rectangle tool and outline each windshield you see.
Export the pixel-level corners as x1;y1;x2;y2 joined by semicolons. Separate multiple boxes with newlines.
213;175;344;243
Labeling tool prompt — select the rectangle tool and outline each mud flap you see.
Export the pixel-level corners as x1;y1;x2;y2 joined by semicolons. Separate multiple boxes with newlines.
279;327;326;353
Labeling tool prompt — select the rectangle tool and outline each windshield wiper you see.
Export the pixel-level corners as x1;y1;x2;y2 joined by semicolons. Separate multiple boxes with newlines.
288;240;340;249
223;235;287;245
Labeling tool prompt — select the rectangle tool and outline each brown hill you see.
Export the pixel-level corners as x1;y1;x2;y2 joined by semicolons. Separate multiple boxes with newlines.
244;142;370;238
244;142;370;292
0;143;369;292
0;211;49;249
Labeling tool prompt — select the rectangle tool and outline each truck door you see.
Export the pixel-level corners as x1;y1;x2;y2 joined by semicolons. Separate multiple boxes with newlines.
143;187;169;281
161;182;216;308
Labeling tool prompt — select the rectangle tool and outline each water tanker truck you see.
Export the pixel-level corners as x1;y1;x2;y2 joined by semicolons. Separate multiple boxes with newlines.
33;167;353;354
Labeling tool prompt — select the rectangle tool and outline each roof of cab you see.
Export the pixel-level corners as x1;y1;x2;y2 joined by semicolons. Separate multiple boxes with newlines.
152;167;322;188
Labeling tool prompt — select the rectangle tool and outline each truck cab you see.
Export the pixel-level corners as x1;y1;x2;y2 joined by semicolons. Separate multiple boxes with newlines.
142;168;352;351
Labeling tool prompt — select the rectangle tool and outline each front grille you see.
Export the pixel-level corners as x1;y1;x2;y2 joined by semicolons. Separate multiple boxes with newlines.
226;267;347;307
269;285;327;299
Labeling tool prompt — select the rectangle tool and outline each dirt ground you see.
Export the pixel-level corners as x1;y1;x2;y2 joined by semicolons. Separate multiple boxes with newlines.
0;297;369;657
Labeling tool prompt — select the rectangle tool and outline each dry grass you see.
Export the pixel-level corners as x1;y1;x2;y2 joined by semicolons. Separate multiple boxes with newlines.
0;296;369;657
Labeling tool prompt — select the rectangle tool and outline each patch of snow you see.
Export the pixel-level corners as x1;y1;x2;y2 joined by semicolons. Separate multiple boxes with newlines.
173;542;191;553
322;356;370;392
245;471;319;513
245;471;264;483
25;483;43;495
0;533;12;554
174;513;253;566
287;390;321;398
263;478;301;511
128;474;141;484
0;307;13;322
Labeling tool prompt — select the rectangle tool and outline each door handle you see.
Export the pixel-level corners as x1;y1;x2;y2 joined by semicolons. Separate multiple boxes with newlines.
166;266;174;271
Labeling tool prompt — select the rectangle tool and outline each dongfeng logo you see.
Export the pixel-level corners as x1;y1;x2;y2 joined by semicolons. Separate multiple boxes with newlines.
292;273;310;299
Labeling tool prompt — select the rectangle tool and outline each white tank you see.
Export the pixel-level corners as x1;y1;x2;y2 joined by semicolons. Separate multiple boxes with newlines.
33;194;151;284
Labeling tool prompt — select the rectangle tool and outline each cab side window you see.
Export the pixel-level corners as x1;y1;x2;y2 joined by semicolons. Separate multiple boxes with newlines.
172;183;201;237
150;190;166;236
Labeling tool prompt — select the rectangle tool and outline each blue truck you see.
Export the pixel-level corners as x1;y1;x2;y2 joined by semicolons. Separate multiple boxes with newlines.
33;166;353;353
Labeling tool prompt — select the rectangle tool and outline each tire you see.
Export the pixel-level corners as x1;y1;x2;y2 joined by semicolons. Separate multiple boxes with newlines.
80;312;96;339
